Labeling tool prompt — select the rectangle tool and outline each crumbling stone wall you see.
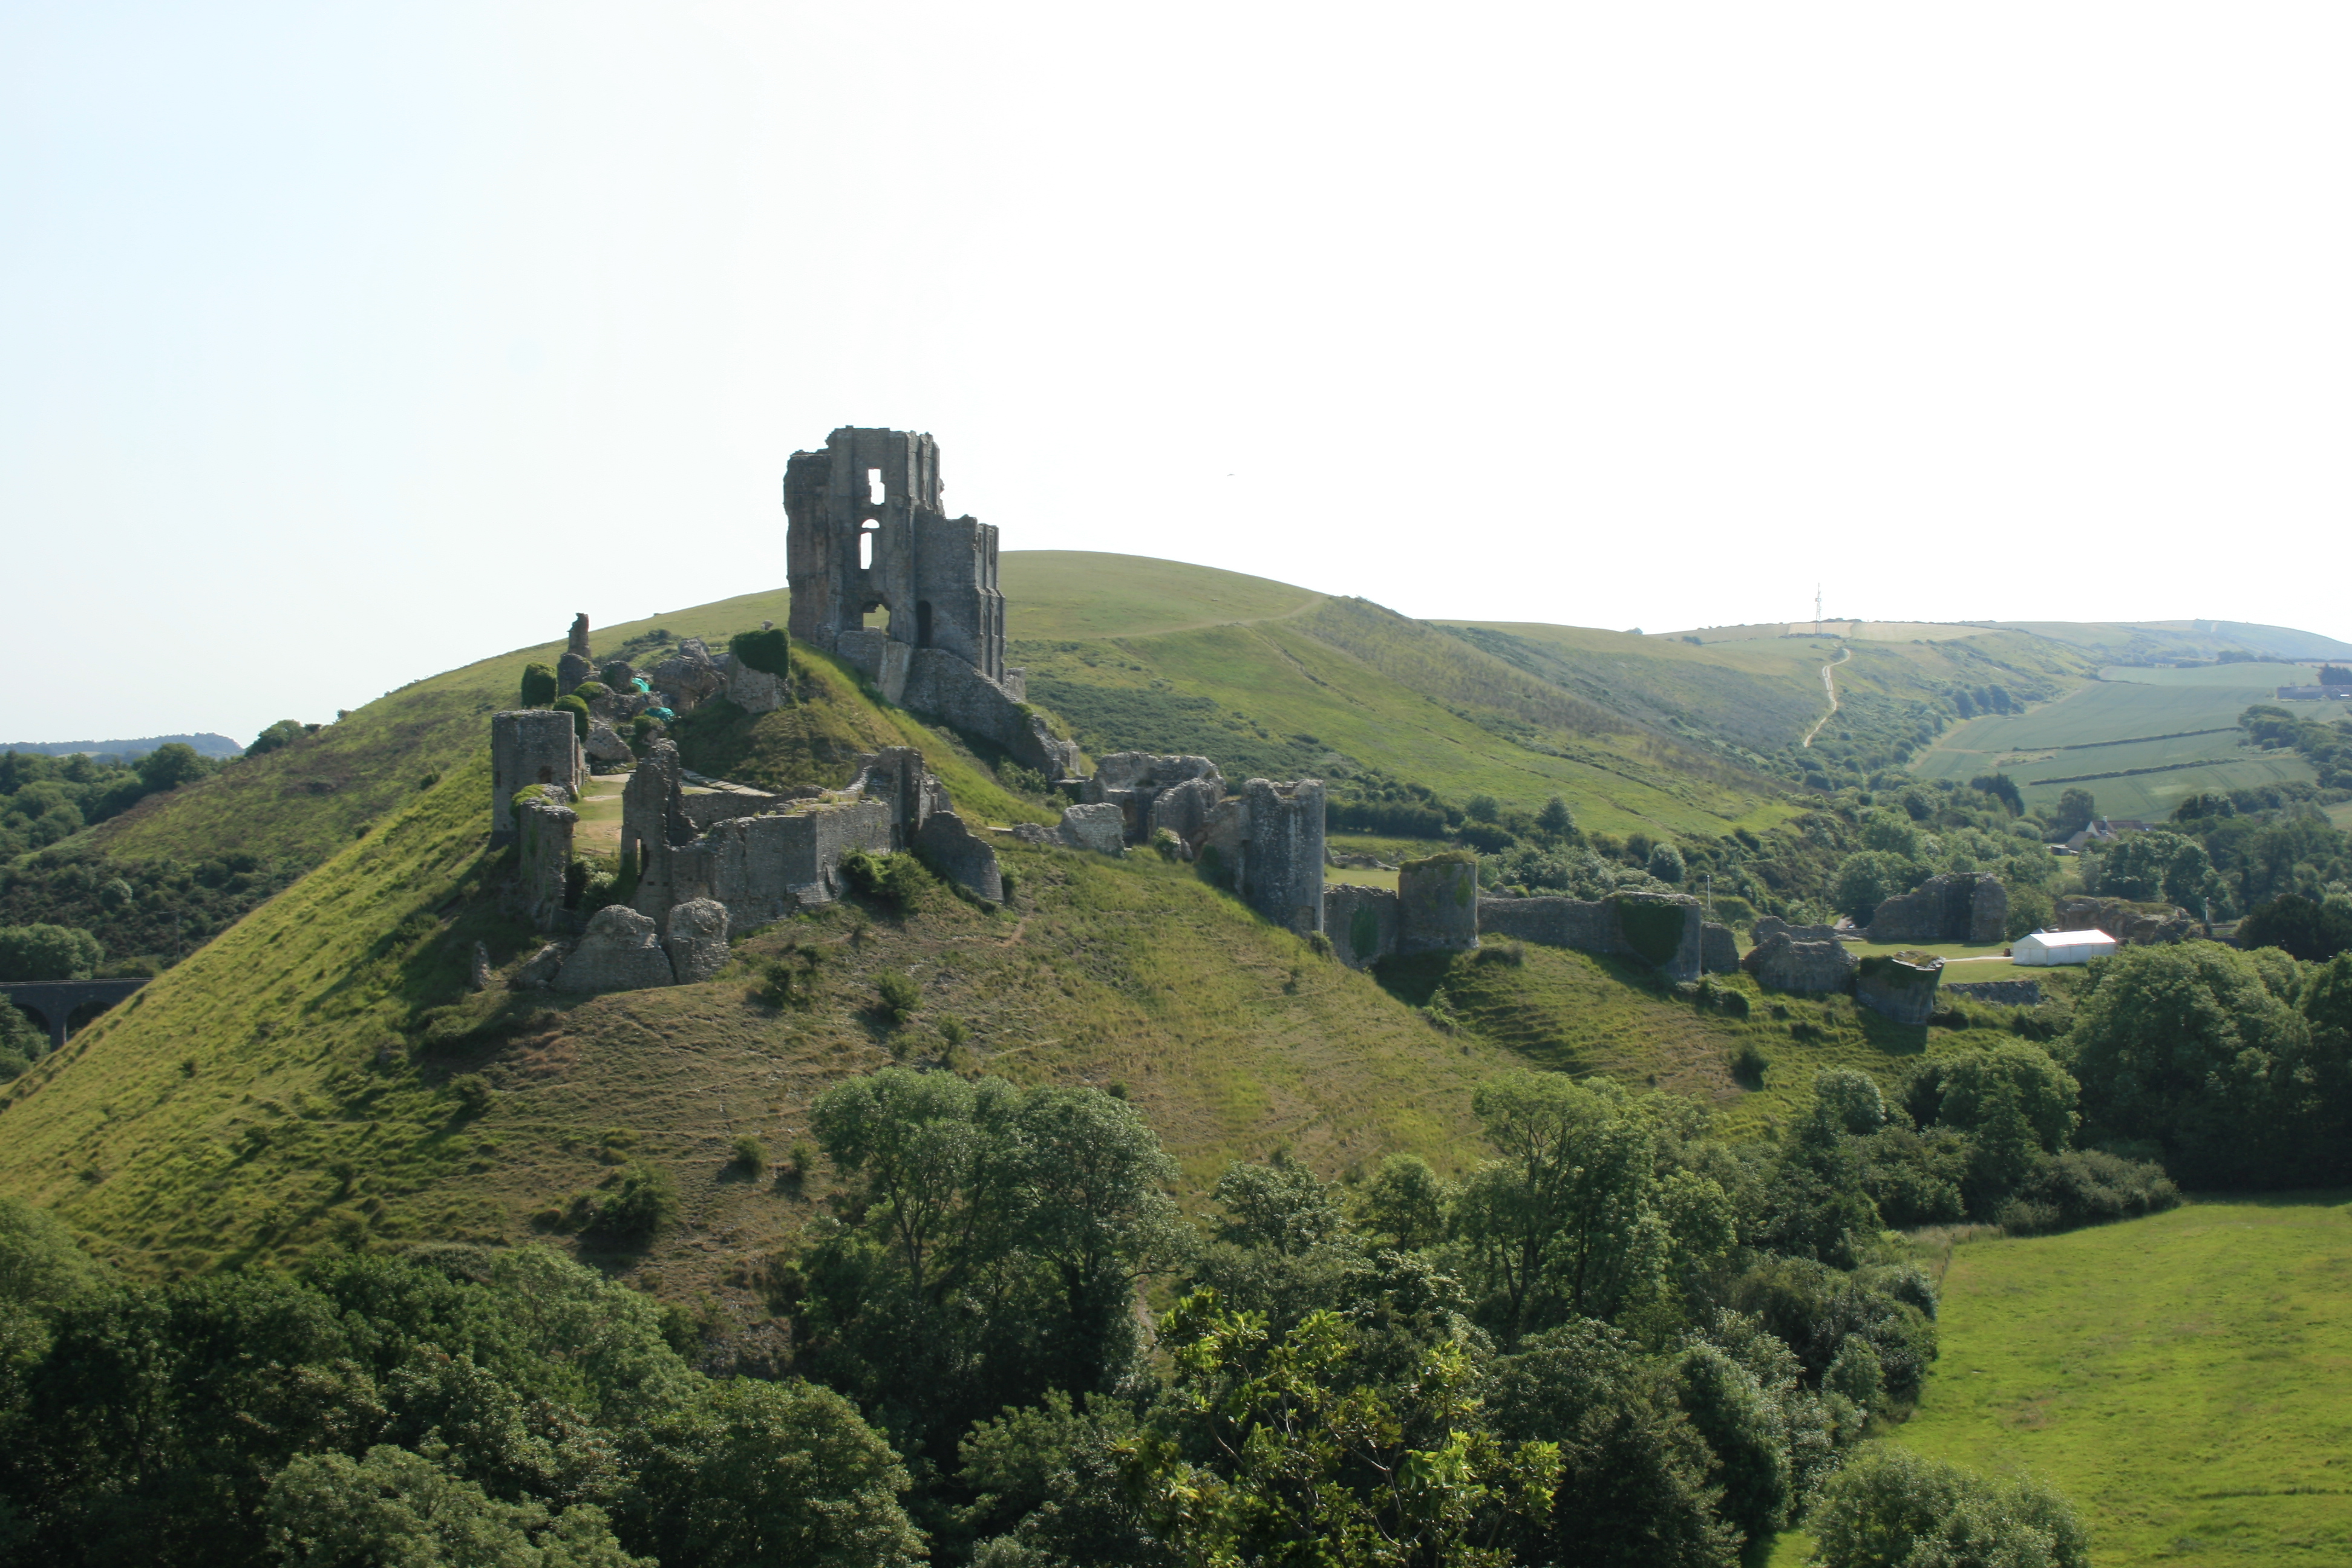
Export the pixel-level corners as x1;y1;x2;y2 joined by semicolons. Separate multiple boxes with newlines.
1700;922;1738;974
1324;883;1399;970
1082;754;1225;845
663;899;731;983
1866;873;2007;945
1396;853;1478;955
897;648;1082;782
555;906;675;993
1855;952;1945;1024
514;794;577;931
491;710;583;847
1753;915;1846;946
1200;779;1326;936
1743;932;1857;993
915;811;1003;901
2054;896;2198;944
1472;892;1705;980
558;613;594;696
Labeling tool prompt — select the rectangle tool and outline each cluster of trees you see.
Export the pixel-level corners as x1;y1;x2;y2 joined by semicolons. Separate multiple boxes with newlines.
0;1212;921;1567
780;1066;1995;1564
0;846;298;978
0;1060;2091;1566
0;745;218;860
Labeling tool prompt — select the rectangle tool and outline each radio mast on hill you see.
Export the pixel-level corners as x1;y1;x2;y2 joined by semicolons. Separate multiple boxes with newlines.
1814;584;1822;638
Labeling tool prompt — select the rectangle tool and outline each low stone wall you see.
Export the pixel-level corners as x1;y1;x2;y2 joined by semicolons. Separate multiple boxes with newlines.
1475;895;1620;953
2054;897;2199;944
1945;979;2043;1007
915;811;1004;902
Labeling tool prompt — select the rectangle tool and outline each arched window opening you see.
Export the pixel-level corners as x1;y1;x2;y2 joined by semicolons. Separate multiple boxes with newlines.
859;520;878;571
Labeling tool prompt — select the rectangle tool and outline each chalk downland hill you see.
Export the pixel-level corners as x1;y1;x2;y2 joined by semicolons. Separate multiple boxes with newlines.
0;607;2031;1303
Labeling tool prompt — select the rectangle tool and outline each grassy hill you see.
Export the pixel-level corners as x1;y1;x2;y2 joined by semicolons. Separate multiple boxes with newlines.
1912;663;2317;818
1892;1197;2352;1565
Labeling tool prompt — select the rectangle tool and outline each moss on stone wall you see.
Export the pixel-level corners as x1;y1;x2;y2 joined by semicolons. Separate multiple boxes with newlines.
1616;897;1688;969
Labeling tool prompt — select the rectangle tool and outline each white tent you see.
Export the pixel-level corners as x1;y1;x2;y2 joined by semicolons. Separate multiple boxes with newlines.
2012;929;2118;965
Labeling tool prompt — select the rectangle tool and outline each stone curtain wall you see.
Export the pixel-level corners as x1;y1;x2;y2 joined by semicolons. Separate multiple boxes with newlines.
1396;854;1479;955
1324;884;1399;970
1854;953;1945;1024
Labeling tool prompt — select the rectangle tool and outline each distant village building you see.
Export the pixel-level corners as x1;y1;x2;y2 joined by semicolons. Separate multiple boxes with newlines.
2011;928;2118;965
2275;686;2351;701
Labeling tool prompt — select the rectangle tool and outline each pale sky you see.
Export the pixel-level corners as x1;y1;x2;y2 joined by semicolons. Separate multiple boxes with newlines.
6;3;2348;744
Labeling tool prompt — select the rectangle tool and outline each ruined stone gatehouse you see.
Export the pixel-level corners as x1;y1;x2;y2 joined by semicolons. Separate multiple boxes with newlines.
490;710;584;848
785;426;1079;781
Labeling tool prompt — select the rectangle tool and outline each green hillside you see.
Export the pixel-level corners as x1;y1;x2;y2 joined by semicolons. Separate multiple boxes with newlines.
1912;664;2316;818
0;657;1852;1296
1892;1197;2352;1565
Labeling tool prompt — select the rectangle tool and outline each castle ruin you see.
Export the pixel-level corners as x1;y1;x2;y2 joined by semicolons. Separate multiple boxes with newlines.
786;426;1078;781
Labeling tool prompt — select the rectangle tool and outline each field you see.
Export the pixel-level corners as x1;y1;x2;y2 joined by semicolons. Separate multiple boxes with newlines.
1898;1198;2352;1565
1910;664;2313;818
1000;549;1323;640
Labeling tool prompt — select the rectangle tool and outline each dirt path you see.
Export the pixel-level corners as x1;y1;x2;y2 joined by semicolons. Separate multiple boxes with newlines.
1800;646;1851;747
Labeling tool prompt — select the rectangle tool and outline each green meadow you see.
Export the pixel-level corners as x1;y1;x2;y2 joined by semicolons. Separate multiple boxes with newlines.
1912;664;2314;818
1900;1197;2352;1564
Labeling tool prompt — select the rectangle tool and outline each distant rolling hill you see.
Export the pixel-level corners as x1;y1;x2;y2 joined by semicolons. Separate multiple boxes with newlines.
2;733;243;760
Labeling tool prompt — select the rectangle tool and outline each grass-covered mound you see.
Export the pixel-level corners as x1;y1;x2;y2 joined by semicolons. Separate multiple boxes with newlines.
0;726;1538;1293
1889;1197;2352;1566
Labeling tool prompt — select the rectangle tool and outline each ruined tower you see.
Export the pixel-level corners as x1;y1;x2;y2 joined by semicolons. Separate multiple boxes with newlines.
785;428;1005;684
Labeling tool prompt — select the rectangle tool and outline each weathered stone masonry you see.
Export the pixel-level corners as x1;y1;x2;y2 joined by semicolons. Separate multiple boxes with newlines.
785;426;1079;781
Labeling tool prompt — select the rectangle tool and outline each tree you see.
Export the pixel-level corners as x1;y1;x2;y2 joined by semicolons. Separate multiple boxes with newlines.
2090;830;2217;907
0;924;103;982
266;1444;647;1567
1647;843;1685;884
1536;797;1575;841
247;720;306;758
1811;1444;2088;1568
520;664;558;707
2051;788;2097;839
1486;1321;1734;1568
2066;942;2311;1184
1451;1074;1673;1340
621;1380;923;1568
1138;1289;1560;1568
1968;774;2024;816
802;1070;1180;1456
1359;1154;1449;1253
134;743;210;794
0;1199;105;1310
2238;893;2352;962
1831;852;1920;924
1466;795;1501;825
2321;665;2352;686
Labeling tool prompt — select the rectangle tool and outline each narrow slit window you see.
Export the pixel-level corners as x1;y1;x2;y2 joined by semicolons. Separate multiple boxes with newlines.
860;521;878;570
867;468;886;506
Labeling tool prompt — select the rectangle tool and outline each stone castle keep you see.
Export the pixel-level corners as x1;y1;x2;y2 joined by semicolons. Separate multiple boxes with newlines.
483;425;1783;999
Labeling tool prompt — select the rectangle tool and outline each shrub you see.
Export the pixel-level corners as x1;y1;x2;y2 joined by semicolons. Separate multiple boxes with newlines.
1151;826;1184;861
1715;987;1751;1018
599;661;636;688
756;959;802;1009
519;662;558;707
730;627;791;679
1811;1445;2088;1568
874;970;920;1025
552;694;590;740
1733;1042;1769;1086
840;850;933;913
1473;939;1526;967
2000;1148;2179;1233
937;1014;967;1047
590;1161;678;1238
731;1134;766;1175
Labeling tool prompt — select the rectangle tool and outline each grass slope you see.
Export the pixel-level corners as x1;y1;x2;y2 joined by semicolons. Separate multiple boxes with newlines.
0;740;1542;1298
1440;622;2094;759
1001;550;1322;639
1890;1197;2352;1566
1913;664;2312;818
1013;592;1789;838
